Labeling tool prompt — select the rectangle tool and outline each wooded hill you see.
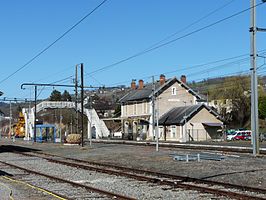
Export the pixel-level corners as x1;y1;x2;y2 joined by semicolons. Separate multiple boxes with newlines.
188;75;266;130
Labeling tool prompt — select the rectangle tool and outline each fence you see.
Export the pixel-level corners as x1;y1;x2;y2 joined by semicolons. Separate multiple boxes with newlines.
187;129;223;142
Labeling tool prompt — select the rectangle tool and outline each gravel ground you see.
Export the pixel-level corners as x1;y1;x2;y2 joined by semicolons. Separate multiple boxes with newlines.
0;164;61;200
0;138;266;199
0;152;226;199
15;141;264;189
0;157;111;200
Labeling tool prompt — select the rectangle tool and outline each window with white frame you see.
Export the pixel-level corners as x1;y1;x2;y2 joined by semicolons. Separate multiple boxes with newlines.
171;87;177;95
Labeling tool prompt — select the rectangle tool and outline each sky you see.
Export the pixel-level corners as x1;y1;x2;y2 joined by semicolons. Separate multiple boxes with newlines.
0;0;266;100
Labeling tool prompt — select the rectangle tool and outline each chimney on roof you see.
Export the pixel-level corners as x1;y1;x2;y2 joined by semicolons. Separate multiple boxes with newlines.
131;79;136;90
138;79;144;89
180;75;186;84
159;74;166;85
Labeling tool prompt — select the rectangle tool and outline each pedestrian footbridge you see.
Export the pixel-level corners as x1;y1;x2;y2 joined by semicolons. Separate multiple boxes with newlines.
22;100;110;140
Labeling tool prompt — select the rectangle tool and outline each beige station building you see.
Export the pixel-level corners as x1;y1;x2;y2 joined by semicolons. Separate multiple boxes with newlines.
119;75;223;142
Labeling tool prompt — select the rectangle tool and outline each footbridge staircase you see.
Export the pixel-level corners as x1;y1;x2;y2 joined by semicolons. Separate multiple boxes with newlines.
22;100;110;140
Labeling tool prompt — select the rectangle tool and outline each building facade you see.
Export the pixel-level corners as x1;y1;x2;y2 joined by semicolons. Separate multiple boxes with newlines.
120;75;222;142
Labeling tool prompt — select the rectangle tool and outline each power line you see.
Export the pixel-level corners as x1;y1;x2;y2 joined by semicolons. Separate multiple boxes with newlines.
84;70;104;86
187;58;250;77
139;0;236;53
105;51;266;87
87;1;265;76
0;0;108;85
36;75;74;98
33;65;75;83
92;55;248;86
120;72;252;103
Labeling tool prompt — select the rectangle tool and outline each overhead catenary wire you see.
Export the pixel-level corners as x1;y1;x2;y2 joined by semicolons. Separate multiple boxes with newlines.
118;68;252;96
35;53;264;100
84;70;104;87
7;0;238;90
136;0;236;53
33;65;75;83
121;78;252;106
27;51;253;96
0;0;108;85
4;69;255;104
87;1;265;76
27;49;254;93
105;51;266;87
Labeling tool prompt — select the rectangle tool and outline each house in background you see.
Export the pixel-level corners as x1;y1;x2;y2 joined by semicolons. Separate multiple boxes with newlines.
209;99;233;116
120;74;223;142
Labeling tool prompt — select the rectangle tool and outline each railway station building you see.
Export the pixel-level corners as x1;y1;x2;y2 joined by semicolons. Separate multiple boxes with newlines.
119;75;223;142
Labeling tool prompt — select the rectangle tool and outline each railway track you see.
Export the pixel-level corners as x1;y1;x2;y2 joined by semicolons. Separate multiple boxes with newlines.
2;146;266;200
92;140;266;155
0;160;137;200
0;161;135;200
0;160;136;200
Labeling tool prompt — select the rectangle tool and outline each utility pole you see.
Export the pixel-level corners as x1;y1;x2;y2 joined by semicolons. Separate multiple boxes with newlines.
152;76;155;142
21;80;97;144
80;63;84;147
89;94;92;147
59;101;62;142
9;101;12;138
34;85;37;142
27;97;31;140
75;65;79;134
250;0;259;155
70;113;73;134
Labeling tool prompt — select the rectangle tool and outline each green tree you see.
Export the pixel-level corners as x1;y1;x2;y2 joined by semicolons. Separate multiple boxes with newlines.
259;95;266;119
223;76;251;127
50;90;61;101
62;90;72;101
208;76;251;127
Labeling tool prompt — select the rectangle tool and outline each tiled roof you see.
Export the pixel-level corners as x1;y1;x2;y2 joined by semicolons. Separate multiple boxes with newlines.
158;104;221;125
120;77;203;103
120;80;164;102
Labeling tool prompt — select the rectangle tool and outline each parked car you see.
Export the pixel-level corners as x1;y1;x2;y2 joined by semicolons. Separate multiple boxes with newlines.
226;129;236;140
226;129;252;141
244;131;252;140
233;131;246;140
231;130;252;140
227;132;238;140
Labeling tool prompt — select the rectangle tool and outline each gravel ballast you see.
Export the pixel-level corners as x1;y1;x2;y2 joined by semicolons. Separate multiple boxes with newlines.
0;139;265;199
